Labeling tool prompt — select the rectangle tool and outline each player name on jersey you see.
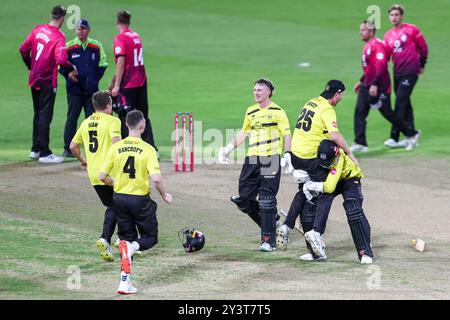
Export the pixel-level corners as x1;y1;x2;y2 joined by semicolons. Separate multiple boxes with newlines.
36;32;51;43
306;101;318;108
118;146;144;154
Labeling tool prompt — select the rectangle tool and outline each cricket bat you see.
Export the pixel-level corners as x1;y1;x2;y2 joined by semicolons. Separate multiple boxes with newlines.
278;209;304;236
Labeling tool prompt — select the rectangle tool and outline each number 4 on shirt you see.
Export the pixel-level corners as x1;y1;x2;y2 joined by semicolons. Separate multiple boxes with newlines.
124;156;136;179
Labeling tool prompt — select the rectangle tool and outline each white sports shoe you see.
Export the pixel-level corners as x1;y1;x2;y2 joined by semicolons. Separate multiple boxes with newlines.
384;138;399;148
299;252;315;261
360;255;373;264
96;238;114;262
276;224;289;251
259;242;276;252
299;252;327;261
406;131;421;151
349;143;369;153
304;230;326;258
29;151;40;160
397;139;409;148
117;273;137;295
38;154;64;164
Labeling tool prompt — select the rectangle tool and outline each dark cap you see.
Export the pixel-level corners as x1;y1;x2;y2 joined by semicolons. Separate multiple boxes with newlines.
320;80;345;99
317;139;340;168
76;19;90;29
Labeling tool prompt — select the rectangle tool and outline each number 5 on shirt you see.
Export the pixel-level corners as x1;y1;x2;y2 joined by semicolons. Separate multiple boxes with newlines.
296;109;316;132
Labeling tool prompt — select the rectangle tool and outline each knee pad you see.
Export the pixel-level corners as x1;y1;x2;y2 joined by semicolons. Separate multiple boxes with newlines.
343;198;364;222
344;198;371;239
258;188;277;211
343;199;373;258
299;200;316;239
300;200;316;225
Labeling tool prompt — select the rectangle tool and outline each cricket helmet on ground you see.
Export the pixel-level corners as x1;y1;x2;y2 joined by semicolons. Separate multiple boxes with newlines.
178;227;205;253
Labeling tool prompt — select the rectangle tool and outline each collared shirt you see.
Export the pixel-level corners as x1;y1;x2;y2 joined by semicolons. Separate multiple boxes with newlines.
61;36;108;94
384;23;428;75
241;102;291;157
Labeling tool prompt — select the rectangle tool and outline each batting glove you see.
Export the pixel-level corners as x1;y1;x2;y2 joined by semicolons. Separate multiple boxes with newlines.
293;170;310;184
280;152;294;174
218;143;234;164
303;181;324;201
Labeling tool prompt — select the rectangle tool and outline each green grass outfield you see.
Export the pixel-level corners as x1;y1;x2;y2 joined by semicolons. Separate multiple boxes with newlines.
1;1;450;300
1;0;449;162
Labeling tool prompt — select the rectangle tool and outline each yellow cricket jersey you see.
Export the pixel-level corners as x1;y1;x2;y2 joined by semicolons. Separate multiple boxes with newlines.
292;96;339;159
101;137;160;196
323;150;363;193
72;112;121;186
242;102;291;157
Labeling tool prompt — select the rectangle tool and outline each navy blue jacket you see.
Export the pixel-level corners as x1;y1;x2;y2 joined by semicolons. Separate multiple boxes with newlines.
59;37;107;95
